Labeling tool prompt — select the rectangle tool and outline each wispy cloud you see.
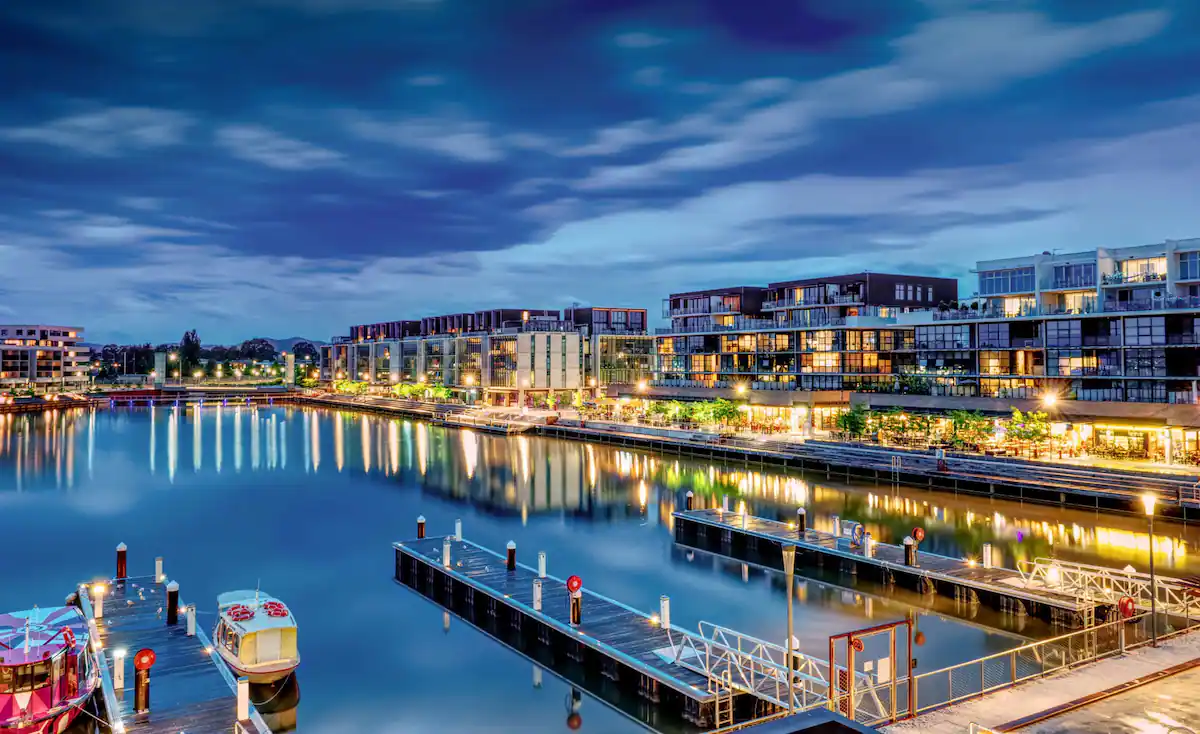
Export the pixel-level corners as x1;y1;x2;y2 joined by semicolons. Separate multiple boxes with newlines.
1;107;193;156
616;31;669;49
407;74;445;87
346;113;506;163
215;124;344;170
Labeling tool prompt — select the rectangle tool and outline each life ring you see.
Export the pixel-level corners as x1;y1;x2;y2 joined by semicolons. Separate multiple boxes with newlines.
263;601;289;618
227;604;255;622
852;523;866;546
61;627;76;650
1118;596;1136;619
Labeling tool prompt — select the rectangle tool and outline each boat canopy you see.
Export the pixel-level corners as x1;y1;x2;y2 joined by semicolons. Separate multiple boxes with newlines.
217;591;296;634
0;606;87;666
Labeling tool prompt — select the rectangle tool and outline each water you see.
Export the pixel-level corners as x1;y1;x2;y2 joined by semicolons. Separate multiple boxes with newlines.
2;406;1197;732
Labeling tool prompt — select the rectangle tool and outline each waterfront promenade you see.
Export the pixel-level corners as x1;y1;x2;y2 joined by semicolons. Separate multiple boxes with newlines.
299;393;1200;519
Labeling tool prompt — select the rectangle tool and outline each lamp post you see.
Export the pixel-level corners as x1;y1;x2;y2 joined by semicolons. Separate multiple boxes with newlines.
1142;493;1158;647
782;545;796;713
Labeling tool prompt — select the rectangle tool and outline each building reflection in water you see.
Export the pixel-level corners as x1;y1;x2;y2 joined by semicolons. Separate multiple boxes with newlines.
1;406;1198;573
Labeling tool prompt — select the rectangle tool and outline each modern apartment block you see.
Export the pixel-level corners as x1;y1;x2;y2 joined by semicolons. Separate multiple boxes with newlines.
652;273;957;431
0;324;90;389
320;306;652;403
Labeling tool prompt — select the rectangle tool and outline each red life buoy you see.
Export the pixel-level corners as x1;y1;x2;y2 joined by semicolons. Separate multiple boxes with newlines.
227;604;255;622
263;601;289;618
912;527;926;543
1119;596;1136;619
851;637;865;653
134;648;156;671
566;575;582;593
61;627;76;650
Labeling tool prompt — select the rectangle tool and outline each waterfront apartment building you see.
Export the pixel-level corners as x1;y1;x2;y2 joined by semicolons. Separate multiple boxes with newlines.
650;273;957;431
320;307;652;403
0;324;90;390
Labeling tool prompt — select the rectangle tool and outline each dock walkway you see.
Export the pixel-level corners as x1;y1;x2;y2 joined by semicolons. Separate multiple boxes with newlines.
674;508;1097;627
393;535;730;727
82;574;269;733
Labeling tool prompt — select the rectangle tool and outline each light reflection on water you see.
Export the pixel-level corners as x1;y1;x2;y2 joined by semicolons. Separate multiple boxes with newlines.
2;406;1197;732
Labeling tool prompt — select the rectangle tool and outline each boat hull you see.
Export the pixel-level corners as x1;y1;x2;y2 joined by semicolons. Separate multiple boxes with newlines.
214;649;299;684
2;704;86;734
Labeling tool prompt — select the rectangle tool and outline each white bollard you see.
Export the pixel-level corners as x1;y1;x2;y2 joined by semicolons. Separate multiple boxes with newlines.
443;537;452;568
863;533;875;559
92;584;105;620
236;677;250;720
455;519;462;541
831;515;842;539
155;556;164;584
186;604;196;636
538;551;546;578
533;665;543;688
660;595;670;628
113;649;126;690
982;543;994;569
722;495;729;512
533;579;543;612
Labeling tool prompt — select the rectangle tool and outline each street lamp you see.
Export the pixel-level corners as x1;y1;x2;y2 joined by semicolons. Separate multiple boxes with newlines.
1142;493;1158;647
1041;392;1057;408
782;545;796;713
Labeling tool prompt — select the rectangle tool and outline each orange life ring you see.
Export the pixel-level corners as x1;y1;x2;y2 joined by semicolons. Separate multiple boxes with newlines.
62;627;76;650
227;604;255;622
262;601;289;618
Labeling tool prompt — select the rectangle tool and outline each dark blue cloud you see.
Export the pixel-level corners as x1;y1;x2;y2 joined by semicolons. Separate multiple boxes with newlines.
0;0;1196;343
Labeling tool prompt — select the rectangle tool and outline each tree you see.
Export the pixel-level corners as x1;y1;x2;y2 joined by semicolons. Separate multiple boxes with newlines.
179;330;202;373
950;410;993;449
291;341;319;361
1008;408;1050;444
836;405;869;438
237;338;278;362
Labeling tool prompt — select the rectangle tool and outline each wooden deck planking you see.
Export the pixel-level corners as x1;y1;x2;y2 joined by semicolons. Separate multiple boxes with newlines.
396;536;717;703
92;577;269;734
676;509;1090;613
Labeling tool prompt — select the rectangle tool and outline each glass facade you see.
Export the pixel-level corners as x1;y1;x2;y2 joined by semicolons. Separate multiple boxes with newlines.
979;267;1035;295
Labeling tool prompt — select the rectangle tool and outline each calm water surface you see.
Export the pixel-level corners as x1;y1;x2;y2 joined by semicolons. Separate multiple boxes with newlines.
2;406;1197;733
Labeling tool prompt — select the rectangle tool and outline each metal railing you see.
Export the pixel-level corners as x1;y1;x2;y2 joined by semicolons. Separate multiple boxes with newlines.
1017;557;1199;616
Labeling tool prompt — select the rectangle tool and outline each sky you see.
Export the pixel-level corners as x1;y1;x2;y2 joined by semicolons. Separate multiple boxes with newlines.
1;0;1198;345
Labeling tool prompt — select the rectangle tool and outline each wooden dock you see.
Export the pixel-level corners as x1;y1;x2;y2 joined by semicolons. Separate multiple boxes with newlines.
674;508;1100;628
393;535;734;728
80;571;270;733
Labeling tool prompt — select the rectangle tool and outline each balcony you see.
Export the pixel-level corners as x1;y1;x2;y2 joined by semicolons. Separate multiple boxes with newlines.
1047;276;1097;290
1102;295;1200;312
1101;271;1166;286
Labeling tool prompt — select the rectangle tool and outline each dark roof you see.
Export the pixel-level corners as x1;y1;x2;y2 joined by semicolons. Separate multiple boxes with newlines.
666;285;766;299
767;272;957;289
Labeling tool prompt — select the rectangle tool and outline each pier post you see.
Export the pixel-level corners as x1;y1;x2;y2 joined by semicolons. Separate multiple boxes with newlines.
660;596;670;628
92;583;105;620
863;532;875;559
116;543;127;581
685;491;693;510
237;676;250;720
796;508;806;534
165;581;179;626
533;579;543;612
533;665;543;688
133;649;155;714
186;604;196;636
722;495;729;512
417;515;426;539
507;541;517;571
903;537;917;567
113;648;126;690
538;551;547;578
570;590;582;627
155;556;164;584
982;543;993;570
832;515;842;539
455;519;462;541
443;537;452;568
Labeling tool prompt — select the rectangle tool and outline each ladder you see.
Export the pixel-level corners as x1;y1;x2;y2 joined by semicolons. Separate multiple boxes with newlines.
710;666;735;729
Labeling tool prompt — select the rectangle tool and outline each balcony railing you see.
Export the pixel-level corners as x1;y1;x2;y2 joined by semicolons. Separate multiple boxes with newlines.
1047;277;1097;290
1102;271;1166;286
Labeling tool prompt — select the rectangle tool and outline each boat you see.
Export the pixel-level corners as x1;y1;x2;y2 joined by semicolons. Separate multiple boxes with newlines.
213;591;299;684
0;605;99;734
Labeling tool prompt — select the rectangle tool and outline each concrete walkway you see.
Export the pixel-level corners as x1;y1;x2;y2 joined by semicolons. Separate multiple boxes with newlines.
883;633;1200;734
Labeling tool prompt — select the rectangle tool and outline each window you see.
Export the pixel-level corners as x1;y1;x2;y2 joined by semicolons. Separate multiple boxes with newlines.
1052;262;1097;288
915;325;971;350
907;284;914;300
978;323;1010;348
1126;316;1166;346
895;284;904;300
916;285;923;302
1180;251;1200;280
979;267;1035;295
927;287;935;302
1126;348;1166;377
1045;320;1082;348
0;664;10;693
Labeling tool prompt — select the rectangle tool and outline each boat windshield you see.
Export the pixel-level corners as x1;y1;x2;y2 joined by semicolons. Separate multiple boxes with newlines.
0;661;52;693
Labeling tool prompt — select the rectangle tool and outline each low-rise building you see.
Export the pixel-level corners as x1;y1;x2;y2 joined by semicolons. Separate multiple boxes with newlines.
0;324;90;390
320;307;652;404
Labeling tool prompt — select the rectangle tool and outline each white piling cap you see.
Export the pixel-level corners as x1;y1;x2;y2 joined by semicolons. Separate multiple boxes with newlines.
507;540;516;549
797;508;806;514
116;542;127;551
903;536;914;545
166;580;179;591
417;515;426;522
685;490;693;497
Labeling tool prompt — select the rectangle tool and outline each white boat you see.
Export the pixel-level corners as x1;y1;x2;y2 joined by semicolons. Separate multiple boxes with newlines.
213;590;299;684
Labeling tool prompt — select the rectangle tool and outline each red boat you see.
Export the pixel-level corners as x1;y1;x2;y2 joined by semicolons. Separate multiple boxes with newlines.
0;606;99;734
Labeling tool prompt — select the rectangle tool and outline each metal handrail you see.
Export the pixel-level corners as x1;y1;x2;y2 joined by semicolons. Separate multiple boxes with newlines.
1017;557;1198;615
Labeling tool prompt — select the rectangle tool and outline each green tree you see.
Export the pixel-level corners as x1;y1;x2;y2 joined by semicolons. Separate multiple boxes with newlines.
836;404;869;438
179;330;202;374
950;410;993;449
1008;408;1050;444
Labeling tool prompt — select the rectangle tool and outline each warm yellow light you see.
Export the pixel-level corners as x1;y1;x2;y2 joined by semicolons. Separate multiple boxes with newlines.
192;370;202;378
149;371;157;377
736;384;747;394
650;614;660;625
465;375;475;386
1042;393;1058;408
1142;494;1157;516
637;380;647;391
92;583;106;595
589;378;597;387
169;353;177;360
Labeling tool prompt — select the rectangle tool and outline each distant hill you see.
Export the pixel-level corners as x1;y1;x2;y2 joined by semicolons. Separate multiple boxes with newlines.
264;337;327;352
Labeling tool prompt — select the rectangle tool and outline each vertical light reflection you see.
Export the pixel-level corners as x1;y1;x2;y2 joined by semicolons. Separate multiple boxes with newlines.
335;414;344;472
361;416;371;473
149;405;156;474
388;420;399;474
215;405;223;472
415;422;427;476
311;412;321;472
251;412;260;470
87;409;94;478
234;407;243;472
303;411;311;473
193;406;202;472
279;418;287;469
167;407;178;483
461;430;478;479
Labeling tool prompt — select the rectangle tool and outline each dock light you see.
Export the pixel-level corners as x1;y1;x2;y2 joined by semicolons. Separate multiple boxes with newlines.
204;646;213;655
650;614;660;625
966;558;977;568
1142;494;1157;516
